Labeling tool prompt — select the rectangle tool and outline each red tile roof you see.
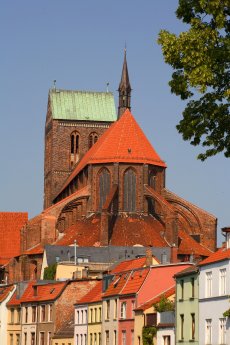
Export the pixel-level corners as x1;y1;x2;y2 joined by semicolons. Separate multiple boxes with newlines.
121;267;150;295
20;281;67;303
57;214;167;248
60;110;166;194
7;290;21;306
103;267;150;298
136;286;175;311
0;212;28;261
78;281;102;304
199;247;230;266
0;285;15;303
178;229;212;257
22;244;44;256
111;257;147;274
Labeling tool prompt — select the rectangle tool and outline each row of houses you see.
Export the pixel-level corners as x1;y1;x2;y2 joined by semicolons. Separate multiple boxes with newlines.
0;235;230;345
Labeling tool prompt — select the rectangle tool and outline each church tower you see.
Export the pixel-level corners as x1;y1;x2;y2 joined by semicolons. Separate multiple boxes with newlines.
118;49;132;118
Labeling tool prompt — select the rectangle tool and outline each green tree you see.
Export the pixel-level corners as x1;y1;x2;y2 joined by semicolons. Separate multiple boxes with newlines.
153;294;175;312
43;263;57;280
158;0;230;160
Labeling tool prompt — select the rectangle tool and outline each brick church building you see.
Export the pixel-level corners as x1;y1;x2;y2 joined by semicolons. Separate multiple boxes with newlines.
4;52;217;282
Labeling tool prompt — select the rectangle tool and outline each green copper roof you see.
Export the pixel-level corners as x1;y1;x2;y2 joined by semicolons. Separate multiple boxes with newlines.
49;89;117;122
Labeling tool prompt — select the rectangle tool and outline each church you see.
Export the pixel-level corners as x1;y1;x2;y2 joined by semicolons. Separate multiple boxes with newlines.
5;52;216;282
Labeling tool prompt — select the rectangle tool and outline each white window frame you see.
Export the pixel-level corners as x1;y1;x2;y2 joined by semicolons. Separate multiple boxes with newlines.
219;268;226;295
205;272;212;298
122;331;126;345
121;302;126;319
219;318;226;344
205;319;212;344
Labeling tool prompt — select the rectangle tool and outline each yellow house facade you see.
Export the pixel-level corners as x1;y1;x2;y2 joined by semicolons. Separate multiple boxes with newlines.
7;295;21;345
87;301;102;345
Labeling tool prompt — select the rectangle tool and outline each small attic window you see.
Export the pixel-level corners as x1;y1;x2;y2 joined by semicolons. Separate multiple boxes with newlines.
50;288;55;294
113;277;121;287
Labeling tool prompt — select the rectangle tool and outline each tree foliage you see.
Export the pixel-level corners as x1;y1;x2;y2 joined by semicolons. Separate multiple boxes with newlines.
43;263;57;280
158;0;230;160
142;326;157;345
153;294;175;312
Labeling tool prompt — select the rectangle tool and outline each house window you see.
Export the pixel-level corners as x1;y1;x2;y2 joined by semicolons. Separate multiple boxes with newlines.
84;334;87;345
131;330;134;345
90;308;93;323
114;299;117;319
89;132;98;149
122;331;126;345
219;318;226;344
31;332;36;345
48;304;53;321
98;168;111;210
32;306;37;323
17;308;21;323
191;313;195;340
10;308;14;323
219;269;226;295
94;333;97;345
106;300;110;320
121;302;127;319
77;310;80;324
180;314;184;340
94;308;97;322
180;279;184;300
81;310;84;323
163;336;171;345
31;332;35;345
24;333;27;345
70;132;80;167
131;300;135;318
16;334;20;345
205;319;212;344
41;305;46;322
206;272;212;297
146;313;157;326
105;331;109;345
113;330;117;345
10;334;13;345
124;169;136;212
25;307;28;323
98;333;101;345
85;309;88;323
47;332;51;345
191;277;195;298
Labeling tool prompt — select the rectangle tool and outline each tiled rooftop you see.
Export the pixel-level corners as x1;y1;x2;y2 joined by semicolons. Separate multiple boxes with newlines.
136;286;175;311
0;285;14;303
78;281;102;304
0;212;28;261
20;281;67;303
178;229;212;257
199;247;230;266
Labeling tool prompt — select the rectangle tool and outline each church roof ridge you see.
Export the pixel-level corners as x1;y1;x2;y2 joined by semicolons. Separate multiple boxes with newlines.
58;109;166;196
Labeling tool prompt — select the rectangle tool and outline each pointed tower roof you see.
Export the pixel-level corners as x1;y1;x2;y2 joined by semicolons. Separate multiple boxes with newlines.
58;110;166;195
118;49;131;92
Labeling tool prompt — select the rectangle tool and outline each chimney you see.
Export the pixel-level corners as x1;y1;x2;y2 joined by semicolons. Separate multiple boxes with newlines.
145;247;152;266
170;245;178;263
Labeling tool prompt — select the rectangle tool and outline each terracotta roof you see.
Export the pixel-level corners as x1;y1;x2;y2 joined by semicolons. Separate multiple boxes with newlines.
20;281;67;303
77;281;102;304
135;286;175;311
22;244;44;256
174;265;198;278
121;267;150;295
7;290;21;306
56;214;167;248
0;285;14;303
178;229;212;257
52;316;74;339
0;212;28;260
59;109;166;194
199;247;230;266
111;257;147;273
103;267;150;298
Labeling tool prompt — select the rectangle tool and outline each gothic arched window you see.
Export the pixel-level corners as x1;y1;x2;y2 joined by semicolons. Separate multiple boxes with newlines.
148;170;156;214
89;132;98;149
123;169;136;212
70;131;80;167
99;168;111;210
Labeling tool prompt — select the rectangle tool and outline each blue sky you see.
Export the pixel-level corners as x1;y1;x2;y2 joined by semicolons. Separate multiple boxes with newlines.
0;1;229;245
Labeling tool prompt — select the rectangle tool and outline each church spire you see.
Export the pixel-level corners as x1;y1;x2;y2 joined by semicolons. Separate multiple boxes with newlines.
118;48;132;118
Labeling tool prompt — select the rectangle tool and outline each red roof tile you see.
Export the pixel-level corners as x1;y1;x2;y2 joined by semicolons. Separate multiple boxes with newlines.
7;290;21;306
199;247;230;266
20;281;67;303
57;214;167;248
136;286;175;311
22;244;44;255
121;267;150;295
60;110;166;194
0;285;15;303
111;257;147;273
78;281;102;304
103;271;132;298
178;229;212;257
0;212;28;260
